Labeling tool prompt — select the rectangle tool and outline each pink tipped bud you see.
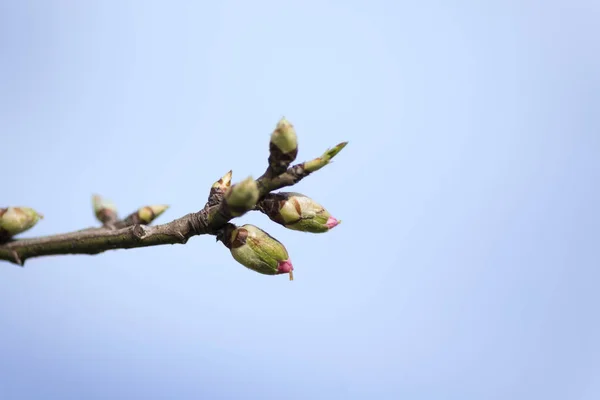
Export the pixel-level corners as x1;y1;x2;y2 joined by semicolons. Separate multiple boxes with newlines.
277;258;294;273
226;224;293;278
325;216;341;229
258;192;341;233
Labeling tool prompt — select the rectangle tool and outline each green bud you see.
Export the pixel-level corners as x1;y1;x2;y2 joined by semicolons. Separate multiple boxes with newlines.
137;205;169;224
269;117;298;174
227;224;294;277
92;194;118;224
0;207;43;237
270;117;298;154
225;177;259;217
259;192;341;233
303;141;348;173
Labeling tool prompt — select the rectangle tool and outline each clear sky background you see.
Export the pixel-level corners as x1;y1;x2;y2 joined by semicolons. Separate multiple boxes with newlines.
1;0;599;399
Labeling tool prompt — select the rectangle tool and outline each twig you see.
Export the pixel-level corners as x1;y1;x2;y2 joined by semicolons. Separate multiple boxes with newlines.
0;143;346;266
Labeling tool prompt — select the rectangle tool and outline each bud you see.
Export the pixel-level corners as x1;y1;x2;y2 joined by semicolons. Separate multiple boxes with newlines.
303;141;348;173
92;195;118;224
212;170;233;192
226;224;294;278
269;117;298;174
271;117;298;155
259;192;341;233
225;177;259;217
137;205;169;224
207;170;233;206
0;207;43;237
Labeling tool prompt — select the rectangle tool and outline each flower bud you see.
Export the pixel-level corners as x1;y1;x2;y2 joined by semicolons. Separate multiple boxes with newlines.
269;117;298;174
92;195;118;224
225;177;259;217
0;207;43;237
137;205;169;224
259;192;340;233
227;224;294;278
303;141;348;173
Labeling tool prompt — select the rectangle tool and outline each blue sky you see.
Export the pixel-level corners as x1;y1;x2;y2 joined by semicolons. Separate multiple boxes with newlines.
1;0;599;399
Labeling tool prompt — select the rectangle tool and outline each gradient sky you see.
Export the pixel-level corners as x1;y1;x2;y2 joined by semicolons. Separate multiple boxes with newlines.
1;1;599;399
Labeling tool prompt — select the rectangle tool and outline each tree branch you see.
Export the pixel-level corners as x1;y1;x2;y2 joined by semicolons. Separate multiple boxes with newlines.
0;213;204;266
0;141;347;266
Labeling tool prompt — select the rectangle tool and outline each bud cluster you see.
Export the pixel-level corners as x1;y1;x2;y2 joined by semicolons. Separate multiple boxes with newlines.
214;118;346;280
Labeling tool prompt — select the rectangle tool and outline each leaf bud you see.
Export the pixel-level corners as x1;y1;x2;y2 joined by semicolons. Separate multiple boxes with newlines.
224;177;259;217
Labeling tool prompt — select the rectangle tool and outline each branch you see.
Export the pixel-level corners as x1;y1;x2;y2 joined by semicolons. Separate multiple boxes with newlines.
0;214;202;266
257;142;347;194
0;140;347;266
